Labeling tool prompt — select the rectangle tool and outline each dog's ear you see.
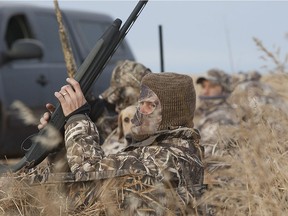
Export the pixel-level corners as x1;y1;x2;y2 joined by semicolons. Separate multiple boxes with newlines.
117;112;124;140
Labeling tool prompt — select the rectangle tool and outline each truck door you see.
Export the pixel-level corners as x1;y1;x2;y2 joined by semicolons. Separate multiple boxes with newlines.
0;8;67;157
0;12;46;157
28;10;67;105
62;11;135;97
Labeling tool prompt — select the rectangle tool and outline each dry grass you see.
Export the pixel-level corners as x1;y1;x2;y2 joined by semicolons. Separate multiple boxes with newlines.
2;39;288;215
3;73;288;216
0;174;67;215
200;94;288;215
0;173;198;215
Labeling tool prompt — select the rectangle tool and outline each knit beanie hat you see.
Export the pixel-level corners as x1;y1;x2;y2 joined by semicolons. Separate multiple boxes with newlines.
141;72;196;130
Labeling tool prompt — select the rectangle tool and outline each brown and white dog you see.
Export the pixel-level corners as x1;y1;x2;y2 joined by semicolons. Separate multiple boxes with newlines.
101;105;137;155
117;105;137;145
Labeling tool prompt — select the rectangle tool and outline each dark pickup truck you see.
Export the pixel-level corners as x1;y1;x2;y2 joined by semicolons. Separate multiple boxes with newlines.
0;4;135;158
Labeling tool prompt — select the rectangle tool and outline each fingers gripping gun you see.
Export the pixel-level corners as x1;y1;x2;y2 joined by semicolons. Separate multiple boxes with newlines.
0;0;148;174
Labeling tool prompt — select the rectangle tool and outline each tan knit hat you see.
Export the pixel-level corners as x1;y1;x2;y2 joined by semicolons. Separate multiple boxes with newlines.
141;72;196;130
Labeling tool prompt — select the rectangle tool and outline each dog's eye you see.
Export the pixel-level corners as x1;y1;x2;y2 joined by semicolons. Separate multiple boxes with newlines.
124;117;130;123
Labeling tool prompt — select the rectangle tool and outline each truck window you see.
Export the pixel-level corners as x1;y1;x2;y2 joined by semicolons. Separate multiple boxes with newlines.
75;19;125;57
33;12;64;62
77;20;108;49
5;14;33;48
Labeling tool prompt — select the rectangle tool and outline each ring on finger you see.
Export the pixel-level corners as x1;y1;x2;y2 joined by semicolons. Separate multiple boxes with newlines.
61;92;68;96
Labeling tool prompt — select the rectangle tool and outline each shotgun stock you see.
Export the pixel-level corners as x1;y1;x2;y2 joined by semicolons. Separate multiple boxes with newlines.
0;0;148;174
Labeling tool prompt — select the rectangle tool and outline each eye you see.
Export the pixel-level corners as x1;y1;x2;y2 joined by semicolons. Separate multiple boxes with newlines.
150;103;156;109
124;117;130;123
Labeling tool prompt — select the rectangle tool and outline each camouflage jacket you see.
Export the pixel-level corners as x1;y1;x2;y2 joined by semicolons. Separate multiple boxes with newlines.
94;109;118;143
62;114;204;215
194;98;238;158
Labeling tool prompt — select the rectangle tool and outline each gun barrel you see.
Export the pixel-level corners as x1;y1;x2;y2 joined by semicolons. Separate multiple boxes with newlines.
0;0;148;174
76;19;122;94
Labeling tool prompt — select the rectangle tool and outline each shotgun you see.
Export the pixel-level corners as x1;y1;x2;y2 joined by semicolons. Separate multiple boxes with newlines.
0;0;148;174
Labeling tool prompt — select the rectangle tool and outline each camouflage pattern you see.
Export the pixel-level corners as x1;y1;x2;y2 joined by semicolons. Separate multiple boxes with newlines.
195;71;288;172
100;128;127;155
195;70;238;187
195;70;269;158
94;104;118;143
131;85;162;141
100;60;151;112
94;60;151;147
194;98;238;158
230;70;262;91
196;69;232;93
194;71;288;215
228;74;288;128
61;113;204;214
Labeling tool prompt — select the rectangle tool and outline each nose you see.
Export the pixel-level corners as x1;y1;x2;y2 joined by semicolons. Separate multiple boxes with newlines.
138;101;156;115
125;134;133;145
139;106;148;114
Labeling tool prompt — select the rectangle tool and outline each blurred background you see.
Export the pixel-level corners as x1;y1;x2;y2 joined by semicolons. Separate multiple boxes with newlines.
6;0;288;74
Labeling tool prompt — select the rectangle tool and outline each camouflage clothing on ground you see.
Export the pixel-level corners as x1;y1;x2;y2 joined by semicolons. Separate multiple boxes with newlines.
62;114;204;215
230;70;262;91
94;60;151;145
228;72;288;128
195;70;238;187
195;69;237;157
196;68;232;94
194;98;238;158
196;70;287;174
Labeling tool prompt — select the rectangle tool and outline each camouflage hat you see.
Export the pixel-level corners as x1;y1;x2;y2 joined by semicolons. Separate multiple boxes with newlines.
101;60;151;101
196;69;232;93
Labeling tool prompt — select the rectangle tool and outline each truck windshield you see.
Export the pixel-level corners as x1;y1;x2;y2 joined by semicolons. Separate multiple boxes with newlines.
77;20;109;50
75;19;125;58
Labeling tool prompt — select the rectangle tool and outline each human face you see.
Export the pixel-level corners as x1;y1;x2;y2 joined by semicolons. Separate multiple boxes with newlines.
200;80;223;97
131;85;162;140
138;99;157;115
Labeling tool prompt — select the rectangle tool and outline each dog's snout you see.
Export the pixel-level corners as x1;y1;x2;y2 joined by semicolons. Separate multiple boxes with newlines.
125;134;133;145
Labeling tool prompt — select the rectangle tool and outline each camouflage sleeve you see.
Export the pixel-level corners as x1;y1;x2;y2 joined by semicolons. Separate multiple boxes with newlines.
64;114;148;179
65;114;103;174
65;115;201;185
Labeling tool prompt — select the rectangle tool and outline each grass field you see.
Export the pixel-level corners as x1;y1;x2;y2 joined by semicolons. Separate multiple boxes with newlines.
198;72;288;215
1;58;288;214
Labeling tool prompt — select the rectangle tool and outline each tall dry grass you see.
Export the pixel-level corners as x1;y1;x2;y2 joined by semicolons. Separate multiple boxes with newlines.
199;84;288;215
198;39;288;215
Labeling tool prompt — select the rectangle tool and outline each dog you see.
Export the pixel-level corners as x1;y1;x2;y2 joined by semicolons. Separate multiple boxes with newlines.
117;105;137;145
101;105;137;155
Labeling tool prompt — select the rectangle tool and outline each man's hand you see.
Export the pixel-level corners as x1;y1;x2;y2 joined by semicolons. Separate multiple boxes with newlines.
37;78;87;130
54;78;87;117
38;103;55;130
